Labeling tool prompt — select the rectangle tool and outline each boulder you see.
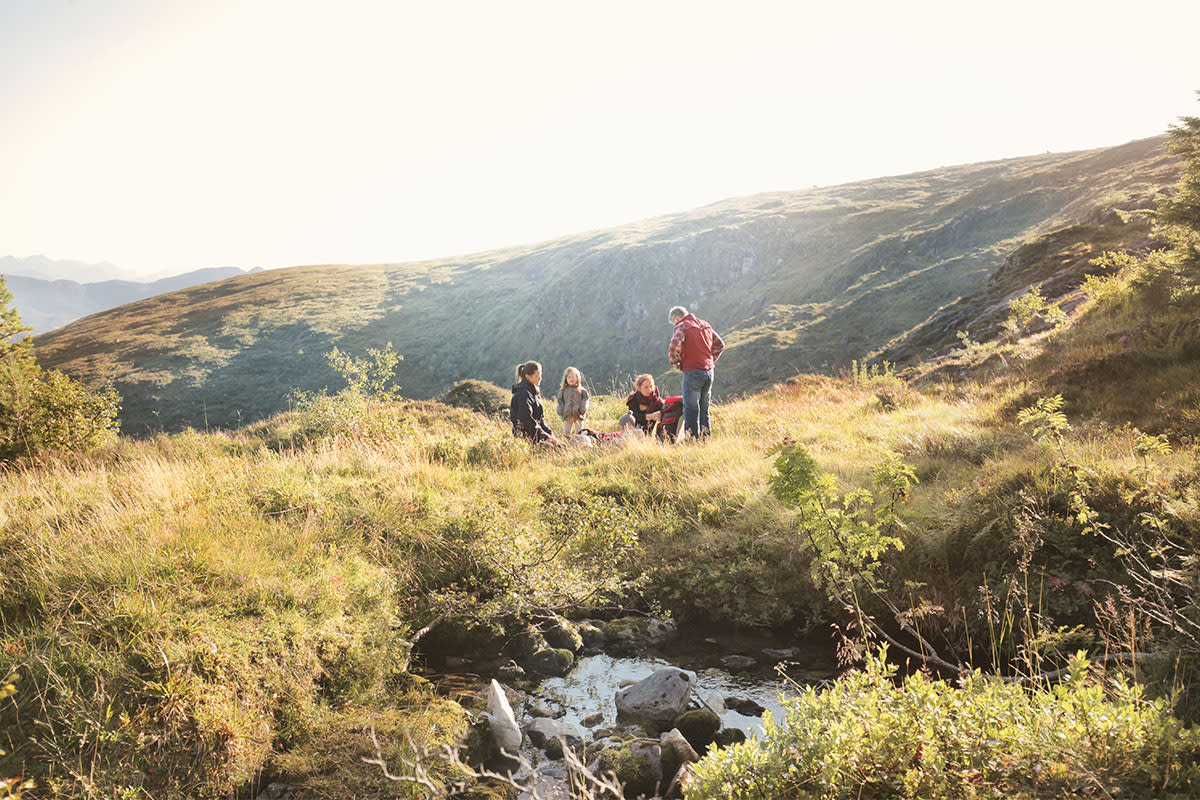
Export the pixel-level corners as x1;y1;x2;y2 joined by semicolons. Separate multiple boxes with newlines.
594;741;661;799
602;618;642;649
659;728;699;787
525;718;583;752
480;679;522;755
660;728;699;764
615;668;694;727
671;709;721;751
542;616;584;653
521;648;575;678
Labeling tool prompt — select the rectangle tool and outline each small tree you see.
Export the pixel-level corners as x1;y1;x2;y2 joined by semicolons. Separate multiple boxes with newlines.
0;277;119;461
1158;94;1200;278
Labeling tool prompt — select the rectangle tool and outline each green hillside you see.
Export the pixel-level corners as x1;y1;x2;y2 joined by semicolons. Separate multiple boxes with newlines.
34;137;1177;434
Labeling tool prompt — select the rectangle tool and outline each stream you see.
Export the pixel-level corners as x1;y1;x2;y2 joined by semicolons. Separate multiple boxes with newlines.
435;625;841;799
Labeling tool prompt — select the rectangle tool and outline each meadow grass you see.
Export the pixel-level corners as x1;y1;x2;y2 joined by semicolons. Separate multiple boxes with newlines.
2;365;1199;796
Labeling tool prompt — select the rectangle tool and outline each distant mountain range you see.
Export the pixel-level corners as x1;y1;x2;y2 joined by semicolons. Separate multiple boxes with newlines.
3;264;261;333
33;136;1179;434
0;254;135;283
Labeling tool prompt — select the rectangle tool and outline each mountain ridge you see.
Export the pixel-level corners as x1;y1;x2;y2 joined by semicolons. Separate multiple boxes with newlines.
33;135;1179;434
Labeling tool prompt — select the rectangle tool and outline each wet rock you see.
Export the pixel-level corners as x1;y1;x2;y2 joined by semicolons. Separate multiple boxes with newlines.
256;783;299;800
713;727;748;747
496;660;526;683
581;712;605;727
726;696;766;716
660;727;699;768
527;703;557;718
615;668;694;726
672;709;721;750
762;646;799;660
526;718;583;753
517;763;570;799
692;686;726;714
720;654;758;671
522;648;575;678
542;616;584;653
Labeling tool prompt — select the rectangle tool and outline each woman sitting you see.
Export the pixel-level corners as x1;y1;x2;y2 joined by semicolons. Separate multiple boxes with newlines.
510;360;564;448
620;373;664;434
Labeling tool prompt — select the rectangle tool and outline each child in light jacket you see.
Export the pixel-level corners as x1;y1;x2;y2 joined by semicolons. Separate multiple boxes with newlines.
556;366;590;437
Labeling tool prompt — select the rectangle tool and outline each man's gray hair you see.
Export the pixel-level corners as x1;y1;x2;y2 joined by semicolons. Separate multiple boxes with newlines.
668;305;688;322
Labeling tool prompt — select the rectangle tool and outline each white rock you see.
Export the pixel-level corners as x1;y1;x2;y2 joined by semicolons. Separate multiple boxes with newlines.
481;679;521;754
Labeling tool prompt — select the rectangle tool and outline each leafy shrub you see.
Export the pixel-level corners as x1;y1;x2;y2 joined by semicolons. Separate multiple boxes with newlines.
0;279;119;463
438;379;511;416
688;650;1200;799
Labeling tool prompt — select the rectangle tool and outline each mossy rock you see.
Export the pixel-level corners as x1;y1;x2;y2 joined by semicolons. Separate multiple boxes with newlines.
439;379;511;416
542;616;583;652
522;647;575;678
601;617;646;647
672;709;721;750
419;616;505;660
460;716;499;767
596;742;658;799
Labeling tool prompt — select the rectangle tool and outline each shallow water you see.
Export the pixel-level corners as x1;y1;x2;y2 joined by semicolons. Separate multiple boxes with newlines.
525;629;840;738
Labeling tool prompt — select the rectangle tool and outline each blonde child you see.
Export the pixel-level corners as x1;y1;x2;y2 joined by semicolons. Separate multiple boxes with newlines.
555;366;590;437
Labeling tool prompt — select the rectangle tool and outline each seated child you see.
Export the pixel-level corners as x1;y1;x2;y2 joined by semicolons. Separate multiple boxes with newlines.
621;373;664;434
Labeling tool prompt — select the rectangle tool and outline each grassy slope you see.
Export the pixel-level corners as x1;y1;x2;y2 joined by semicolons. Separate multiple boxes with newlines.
34;137;1177;434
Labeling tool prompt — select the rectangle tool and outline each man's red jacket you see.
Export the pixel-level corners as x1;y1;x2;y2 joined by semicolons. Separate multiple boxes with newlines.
669;313;725;371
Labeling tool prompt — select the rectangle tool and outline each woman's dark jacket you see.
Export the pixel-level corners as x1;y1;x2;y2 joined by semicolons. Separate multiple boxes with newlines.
625;388;665;432
511;381;555;443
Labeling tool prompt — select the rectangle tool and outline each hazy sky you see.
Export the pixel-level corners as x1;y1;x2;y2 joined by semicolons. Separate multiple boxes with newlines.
4;0;1199;277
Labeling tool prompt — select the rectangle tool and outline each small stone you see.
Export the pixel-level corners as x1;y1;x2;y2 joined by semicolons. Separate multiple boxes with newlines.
581;712;605;727
496;660;526;683
763;647;799;660
714;727;748;747
725;697;765;716
720;654;758;671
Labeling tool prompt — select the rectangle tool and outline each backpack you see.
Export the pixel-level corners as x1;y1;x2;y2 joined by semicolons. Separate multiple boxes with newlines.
655;395;684;442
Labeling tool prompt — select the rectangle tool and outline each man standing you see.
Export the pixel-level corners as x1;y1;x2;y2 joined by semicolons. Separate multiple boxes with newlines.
668;305;725;440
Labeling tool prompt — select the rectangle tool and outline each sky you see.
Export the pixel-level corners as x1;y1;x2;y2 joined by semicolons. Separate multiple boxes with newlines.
3;0;1200;278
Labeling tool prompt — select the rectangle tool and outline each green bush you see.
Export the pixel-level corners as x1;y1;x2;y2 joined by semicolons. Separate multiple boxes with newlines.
0;278;119;462
688;650;1200;799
